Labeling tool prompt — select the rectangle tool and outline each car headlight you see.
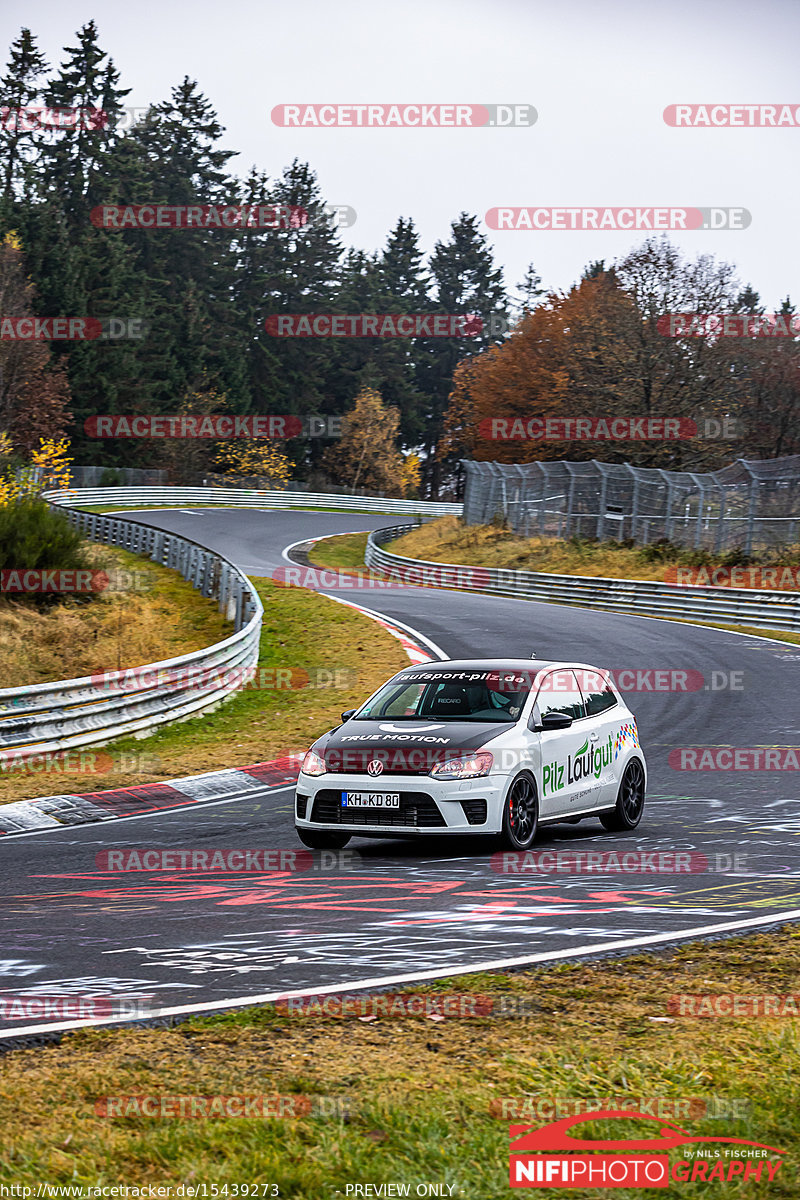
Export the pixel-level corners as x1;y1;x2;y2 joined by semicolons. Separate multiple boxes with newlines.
301;749;327;777
430;751;493;780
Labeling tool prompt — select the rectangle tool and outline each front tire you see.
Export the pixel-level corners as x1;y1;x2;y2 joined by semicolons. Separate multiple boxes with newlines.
600;758;646;831
296;827;352;850
502;772;539;849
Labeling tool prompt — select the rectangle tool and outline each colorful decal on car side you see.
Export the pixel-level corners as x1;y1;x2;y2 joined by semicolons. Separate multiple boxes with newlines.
614;720;640;760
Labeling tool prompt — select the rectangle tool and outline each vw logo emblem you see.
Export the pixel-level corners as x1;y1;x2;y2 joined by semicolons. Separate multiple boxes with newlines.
367;759;384;777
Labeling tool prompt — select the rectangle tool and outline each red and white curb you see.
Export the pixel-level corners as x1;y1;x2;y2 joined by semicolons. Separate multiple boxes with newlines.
0;755;304;837
0;602;440;838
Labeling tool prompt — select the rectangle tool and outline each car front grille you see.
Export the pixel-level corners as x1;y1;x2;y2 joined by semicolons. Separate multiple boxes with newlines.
310;790;446;828
460;799;488;825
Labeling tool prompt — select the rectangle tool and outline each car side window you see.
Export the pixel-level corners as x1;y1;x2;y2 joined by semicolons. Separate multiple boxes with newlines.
582;680;618;716
534;670;587;721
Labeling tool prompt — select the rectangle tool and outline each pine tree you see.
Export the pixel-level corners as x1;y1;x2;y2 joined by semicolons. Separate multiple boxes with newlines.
40;22;130;224
0;28;49;211
382;216;430;306
250;160;345;474
419;212;507;495
736;285;762;313
109;78;247;425
513;263;546;320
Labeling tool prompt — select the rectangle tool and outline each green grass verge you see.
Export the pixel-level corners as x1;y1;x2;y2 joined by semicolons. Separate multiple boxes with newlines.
1;929;798;1194
308;531;377;572
72;503;414;516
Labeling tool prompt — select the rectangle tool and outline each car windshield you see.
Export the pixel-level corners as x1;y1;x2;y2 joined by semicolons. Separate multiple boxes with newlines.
355;669;534;723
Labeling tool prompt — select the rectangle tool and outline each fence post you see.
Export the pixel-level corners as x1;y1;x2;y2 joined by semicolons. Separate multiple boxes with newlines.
596;465;608;540
715;486;728;554
744;467;758;556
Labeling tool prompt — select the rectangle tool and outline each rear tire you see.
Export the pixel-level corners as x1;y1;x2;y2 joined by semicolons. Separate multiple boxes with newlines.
600;758;646;831
502;772;539;849
296;827;352;850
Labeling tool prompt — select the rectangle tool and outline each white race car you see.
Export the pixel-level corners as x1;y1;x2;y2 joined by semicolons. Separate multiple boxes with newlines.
294;658;646;851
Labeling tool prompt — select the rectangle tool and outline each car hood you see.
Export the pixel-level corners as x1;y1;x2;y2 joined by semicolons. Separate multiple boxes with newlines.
321;719;511;751
312;719;512;773
309;715;510;772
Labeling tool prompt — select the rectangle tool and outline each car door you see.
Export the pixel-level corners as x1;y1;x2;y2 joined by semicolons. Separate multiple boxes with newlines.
529;668;595;817
574;668;624;809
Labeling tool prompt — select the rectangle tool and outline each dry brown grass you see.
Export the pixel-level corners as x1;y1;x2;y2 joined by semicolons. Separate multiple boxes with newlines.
0;546;231;688
392;517;800;585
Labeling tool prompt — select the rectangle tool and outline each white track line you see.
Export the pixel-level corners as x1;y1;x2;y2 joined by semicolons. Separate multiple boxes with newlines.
4;906;800;1039
280;534;449;660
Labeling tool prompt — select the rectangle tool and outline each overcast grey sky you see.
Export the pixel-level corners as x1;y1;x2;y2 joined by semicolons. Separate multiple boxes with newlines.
3;0;798;308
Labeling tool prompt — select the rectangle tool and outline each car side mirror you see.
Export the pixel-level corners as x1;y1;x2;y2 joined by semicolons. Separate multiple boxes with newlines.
539;710;573;730
340;709;357;722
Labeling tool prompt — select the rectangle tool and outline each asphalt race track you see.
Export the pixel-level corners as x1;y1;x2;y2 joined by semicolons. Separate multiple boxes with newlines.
1;507;799;1038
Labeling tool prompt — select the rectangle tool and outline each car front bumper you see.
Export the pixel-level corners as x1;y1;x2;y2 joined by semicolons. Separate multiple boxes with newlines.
294;771;508;836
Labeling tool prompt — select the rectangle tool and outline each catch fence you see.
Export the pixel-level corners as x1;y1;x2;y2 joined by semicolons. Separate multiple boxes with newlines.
462;457;800;552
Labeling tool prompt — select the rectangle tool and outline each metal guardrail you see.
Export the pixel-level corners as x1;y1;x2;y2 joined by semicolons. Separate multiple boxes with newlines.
0;500;264;760
365;524;800;633
44;486;462;518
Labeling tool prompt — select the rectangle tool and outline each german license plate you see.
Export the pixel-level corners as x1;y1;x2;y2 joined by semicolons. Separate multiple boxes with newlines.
341;792;401;808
